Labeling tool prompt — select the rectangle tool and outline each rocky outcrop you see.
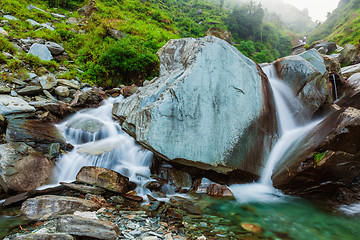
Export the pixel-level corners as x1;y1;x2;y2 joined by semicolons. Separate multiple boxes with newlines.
76;166;131;194
273;107;360;203
274;49;331;119
21;195;99;220
0;142;53;193
113;36;277;178
339;43;359;65
57;215;121;240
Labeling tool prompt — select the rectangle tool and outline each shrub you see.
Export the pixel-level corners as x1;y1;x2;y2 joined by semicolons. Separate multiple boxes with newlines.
0;36;17;54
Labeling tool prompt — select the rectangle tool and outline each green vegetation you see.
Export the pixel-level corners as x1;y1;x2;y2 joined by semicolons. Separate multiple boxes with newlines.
313;152;327;165
307;0;360;46
0;0;295;88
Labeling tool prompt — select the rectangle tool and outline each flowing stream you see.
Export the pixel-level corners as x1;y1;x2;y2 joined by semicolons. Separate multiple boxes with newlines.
54;97;153;196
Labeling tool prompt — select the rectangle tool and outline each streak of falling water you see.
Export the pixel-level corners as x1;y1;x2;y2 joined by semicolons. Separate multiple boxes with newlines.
54;96;153;196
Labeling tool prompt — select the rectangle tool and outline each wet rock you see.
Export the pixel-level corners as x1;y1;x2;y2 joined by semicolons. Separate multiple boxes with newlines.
39;73;57;90
0;86;11;93
17;86;43;96
113;37;277;177
170;197;201;215
0;142;53;193
124;192;143;202
273;107;360;202
274;49;330;119
21;195;99;220
204;27;232;44
42;101;73;117
55;86;70;97
45;42;65;55
66;117;104;133
5;118;67;154
241;222;263;234
339;43;359;65
76;166;130;194
291;44;306;55
60;182;106;195
158;167;192;190
207;184;234;198
145;181;163;191
323;54;341;73
28;43;53;61
57;215;120;240
70;87;106;108
0;95;36;115
13;233;75;240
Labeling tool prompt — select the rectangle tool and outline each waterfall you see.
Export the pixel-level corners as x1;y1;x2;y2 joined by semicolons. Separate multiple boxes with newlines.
332;74;338;100
229;65;321;203
54;97;153;196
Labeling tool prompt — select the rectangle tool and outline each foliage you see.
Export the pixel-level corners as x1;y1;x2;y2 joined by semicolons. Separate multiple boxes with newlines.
0;36;17;54
313;152;327;165
0;53;8;64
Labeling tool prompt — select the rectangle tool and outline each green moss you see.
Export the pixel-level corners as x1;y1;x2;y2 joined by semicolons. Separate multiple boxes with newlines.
313;152;326;165
0;36;17;54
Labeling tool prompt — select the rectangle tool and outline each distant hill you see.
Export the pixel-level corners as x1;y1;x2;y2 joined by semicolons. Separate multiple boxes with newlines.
307;0;360;46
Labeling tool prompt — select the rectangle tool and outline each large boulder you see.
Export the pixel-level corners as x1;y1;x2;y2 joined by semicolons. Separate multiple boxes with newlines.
0;95;35;116
273;107;360;203
21;195;99;220
113;37;277;177
341;63;360;78
339;43;359;65
0;142;53;193
28;43;53;61
274;49;331;119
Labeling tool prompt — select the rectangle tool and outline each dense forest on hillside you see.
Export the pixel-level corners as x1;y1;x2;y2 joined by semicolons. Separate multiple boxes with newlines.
0;0;296;88
307;0;360;46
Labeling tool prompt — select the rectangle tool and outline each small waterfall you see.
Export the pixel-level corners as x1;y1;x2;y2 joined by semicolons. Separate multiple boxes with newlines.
230;65;321;203
54;97;153;196
332;74;338;100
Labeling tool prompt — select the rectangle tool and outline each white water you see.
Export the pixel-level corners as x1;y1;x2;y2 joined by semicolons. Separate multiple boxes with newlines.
230;65;322;203
54;97;153;196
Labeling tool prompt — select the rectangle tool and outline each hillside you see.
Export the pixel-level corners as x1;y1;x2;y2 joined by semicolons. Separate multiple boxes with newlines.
307;0;360;46
0;0;294;88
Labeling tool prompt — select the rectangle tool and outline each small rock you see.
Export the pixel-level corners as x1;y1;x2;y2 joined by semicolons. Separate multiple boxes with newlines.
40;23;55;31
45;41;65;55
108;28;126;40
13;233;74;240
39;73;57;90
240;222;263;234
55;86;70;97
51;13;66;19
73;211;99;220
58;79;81;90
0;26;9;37
207;184;234;198
76;166;131;194
3;15;18;21
27;4;46;12
57;215;120;240
17;86;43;96
21;195;99;220
26;19;40;26
66;17;78;25
0;86;11;93
142;237;159;240
120;85;138;98
61;182;106;195
28;43;53;61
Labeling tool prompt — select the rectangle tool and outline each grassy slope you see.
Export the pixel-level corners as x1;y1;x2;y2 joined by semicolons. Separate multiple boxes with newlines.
308;0;360;46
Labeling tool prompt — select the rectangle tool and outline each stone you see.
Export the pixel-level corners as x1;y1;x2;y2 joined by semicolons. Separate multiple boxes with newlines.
70;87;106;108
274;49;330;119
26;19;40;26
241;223;263;234
39;73;57;90
339;43;359;65
0;95;35;115
17;86;43;96
73;211;99;220
21;195;99;220
323;54;341;73
158;167;192;190
108;28;126;39
0;27;9;37
0;142;53;193
206;184;234;198
3;15;18;21
57;215;120;240
13;233;74;240
55;86;70;97
51;13;67;19
66;117;104;133
27;4;46;12
45;41;65;55
76;166;130;194
28;43;53;61
341;63;360;78
58;79;80;90
313;42;337;54
120;85;138;98
0;86;11;93
291;44;306;55
112;37;277;177
42;101;73;117
66;17;78;25
40;23;55;31
204;27;232;44
61;182;106;195
5;118;67;154
273;107;360;202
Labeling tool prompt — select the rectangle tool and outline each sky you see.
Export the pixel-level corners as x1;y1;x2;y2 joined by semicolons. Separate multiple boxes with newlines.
282;0;340;22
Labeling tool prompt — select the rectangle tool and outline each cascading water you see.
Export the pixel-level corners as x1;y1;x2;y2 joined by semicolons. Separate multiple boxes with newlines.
54;97;153;196
230;65;322;203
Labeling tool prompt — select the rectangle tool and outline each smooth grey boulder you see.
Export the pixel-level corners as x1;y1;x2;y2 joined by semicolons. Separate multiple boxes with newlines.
21;195;99;220
28;43;53;61
0;142;53;193
113;36;277;177
57;215;120;240
0;95;35;115
55;86;70;97
26;19;40;26
45;41;65;55
313;42;337;54
66;117;104;133
274;49;330;119
339;43;359;65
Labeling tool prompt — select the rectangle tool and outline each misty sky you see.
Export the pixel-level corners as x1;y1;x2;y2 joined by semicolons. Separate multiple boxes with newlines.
283;0;340;22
